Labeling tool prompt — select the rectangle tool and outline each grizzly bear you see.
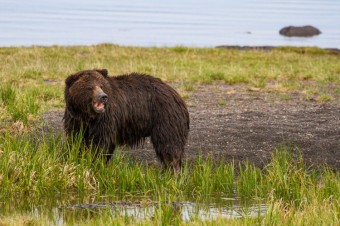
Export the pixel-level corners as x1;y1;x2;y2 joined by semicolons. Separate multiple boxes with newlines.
63;69;190;172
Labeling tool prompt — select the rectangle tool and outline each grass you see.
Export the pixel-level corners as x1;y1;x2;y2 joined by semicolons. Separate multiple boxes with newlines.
0;44;339;124
0;131;338;225
0;45;339;225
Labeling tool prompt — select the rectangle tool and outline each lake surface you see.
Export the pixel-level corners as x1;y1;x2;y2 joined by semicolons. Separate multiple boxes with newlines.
1;0;340;48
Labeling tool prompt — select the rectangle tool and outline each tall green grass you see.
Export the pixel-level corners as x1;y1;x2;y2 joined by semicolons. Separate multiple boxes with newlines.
0;84;40;123
0;132;241;203
0;131;338;225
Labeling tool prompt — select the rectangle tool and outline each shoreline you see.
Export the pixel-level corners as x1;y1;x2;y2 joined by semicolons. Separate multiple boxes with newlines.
216;45;340;53
0;44;340;53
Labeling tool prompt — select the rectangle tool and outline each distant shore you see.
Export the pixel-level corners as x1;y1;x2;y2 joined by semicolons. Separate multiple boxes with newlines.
1;44;340;54
216;45;340;53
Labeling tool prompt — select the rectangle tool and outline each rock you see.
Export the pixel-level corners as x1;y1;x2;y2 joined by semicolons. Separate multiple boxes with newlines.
279;25;321;37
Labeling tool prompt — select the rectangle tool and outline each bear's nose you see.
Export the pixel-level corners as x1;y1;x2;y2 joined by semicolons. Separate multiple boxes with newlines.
100;93;108;103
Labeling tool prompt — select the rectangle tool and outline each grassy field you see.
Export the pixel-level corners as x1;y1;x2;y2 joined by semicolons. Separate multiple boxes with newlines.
0;45;339;225
0;44;339;123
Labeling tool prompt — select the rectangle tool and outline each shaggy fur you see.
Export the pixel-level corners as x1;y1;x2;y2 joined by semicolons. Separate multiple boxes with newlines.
63;69;190;172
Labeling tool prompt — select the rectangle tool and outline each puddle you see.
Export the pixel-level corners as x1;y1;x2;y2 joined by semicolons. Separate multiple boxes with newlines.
0;197;268;223
59;201;268;221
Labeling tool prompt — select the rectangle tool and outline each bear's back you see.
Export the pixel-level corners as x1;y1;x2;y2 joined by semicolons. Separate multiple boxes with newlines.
109;72;189;131
111;73;181;101
113;73;164;90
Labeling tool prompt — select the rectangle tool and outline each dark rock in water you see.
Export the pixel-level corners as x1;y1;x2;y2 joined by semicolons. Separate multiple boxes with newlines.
279;25;321;37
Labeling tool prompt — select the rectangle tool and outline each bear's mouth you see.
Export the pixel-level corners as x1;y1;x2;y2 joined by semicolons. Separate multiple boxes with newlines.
92;86;108;114
92;100;106;113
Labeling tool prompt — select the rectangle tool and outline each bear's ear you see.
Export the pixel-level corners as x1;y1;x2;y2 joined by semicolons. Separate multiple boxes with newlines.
65;73;82;87
95;69;108;77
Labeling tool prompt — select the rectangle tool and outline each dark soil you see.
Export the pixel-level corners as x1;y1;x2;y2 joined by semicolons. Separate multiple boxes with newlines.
43;84;340;169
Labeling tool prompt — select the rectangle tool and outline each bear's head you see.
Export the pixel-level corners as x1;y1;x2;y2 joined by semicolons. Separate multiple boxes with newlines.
65;69;110;118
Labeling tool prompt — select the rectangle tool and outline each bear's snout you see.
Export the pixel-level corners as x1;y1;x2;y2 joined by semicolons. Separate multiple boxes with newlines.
92;86;107;113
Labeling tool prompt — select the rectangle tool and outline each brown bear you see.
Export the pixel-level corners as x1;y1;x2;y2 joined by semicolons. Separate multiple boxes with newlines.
63;69;190;172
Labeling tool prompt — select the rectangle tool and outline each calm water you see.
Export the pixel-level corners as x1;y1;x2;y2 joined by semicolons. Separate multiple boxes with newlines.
9;201;267;223
1;0;340;48
59;202;268;222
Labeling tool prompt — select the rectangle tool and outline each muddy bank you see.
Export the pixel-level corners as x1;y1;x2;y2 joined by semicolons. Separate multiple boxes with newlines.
43;84;340;169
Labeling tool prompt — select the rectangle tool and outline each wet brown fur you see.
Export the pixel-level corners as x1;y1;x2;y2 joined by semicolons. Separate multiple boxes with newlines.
63;69;190;172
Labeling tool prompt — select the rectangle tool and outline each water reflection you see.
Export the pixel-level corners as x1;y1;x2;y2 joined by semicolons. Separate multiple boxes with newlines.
59;201;268;221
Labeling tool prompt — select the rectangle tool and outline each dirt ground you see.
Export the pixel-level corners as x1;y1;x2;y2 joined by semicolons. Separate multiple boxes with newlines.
43;84;340;170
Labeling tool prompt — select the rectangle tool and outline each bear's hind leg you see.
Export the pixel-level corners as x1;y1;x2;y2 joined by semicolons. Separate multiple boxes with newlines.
163;152;182;174
151;140;183;173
